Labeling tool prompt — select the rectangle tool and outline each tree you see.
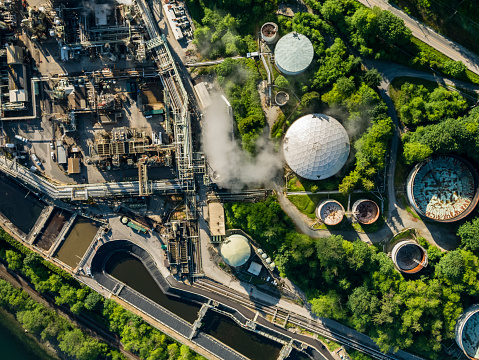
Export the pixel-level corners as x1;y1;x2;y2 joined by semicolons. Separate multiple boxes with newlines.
84;291;103;311
443;60;467;79
274;75;289;88
403;142;432;165
458;218;479;253
361;68;382;88
5;250;23;270
436;250;465;284
320;0;344;24
311;290;347;319
377;8;412;46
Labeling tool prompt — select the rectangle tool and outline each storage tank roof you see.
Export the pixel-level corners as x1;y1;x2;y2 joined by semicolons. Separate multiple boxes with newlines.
275;32;314;75
283;114;350;180
407;155;478;222
462;310;479;359
220;234;251;267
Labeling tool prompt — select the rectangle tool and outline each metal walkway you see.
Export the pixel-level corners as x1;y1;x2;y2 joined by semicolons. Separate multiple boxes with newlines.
0;156;182;199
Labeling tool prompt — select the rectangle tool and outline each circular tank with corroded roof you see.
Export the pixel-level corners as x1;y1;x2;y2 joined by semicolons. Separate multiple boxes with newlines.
220;234;251;267
316;199;345;226
274;32;314;76
456;304;479;360
406;155;479;222
391;240;428;274
352;199;380;224
261;22;279;44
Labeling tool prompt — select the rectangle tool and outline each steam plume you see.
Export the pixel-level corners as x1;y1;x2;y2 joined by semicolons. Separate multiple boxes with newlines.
202;94;283;190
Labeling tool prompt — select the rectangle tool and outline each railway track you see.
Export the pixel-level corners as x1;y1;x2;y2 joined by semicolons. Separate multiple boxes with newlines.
193;279;410;360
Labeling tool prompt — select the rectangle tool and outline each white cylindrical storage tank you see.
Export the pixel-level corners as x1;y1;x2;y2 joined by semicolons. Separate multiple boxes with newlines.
274;32;314;76
283;114;350;180
270;262;275;270
391;240;428;274
257;248;264;254
261;253;268;259
266;257;272;264
220;234;251;267
456;304;479;360
316;199;345;226
261;22;279;44
352;199;380;224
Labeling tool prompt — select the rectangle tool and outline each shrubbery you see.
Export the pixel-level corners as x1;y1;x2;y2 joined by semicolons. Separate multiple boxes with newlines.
226;198;472;355
0;229;204;360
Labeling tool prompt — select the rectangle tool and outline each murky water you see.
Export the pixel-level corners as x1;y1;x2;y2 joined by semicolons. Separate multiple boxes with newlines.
289;349;312;360
55;217;100;268
202;312;282;360
106;252;200;323
106;252;282;360
0;175;44;234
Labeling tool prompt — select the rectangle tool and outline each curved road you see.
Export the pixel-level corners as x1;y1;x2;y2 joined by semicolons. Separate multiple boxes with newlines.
279;61;479;249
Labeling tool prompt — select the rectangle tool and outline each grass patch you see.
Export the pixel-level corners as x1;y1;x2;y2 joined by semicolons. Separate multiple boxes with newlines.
317;334;341;352
288;194;348;219
286;175;342;192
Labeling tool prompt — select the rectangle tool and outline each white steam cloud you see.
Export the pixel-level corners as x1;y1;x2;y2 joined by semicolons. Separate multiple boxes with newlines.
202;95;283;190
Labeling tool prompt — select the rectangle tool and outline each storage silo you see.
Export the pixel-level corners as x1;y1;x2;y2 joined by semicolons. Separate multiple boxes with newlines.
455;304;479;360
391;240;428;274
352;199;380;224
406;155;479;222
283;114;350;180
261;22;279;44
274;32;314;76
219;234;251;267
316;199;345;226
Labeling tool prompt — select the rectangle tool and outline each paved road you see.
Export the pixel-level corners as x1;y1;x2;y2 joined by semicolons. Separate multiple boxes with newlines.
277;62;473;249
356;0;479;76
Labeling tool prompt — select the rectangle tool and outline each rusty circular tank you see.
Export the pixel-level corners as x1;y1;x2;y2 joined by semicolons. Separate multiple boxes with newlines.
406;155;479;222
316;199;344;226
352;199;380;224
261;22;279;44
391;240;428;274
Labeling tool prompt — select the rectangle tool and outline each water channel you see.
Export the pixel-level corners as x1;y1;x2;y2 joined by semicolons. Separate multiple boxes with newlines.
106;253;283;360
55;217;100;268
0;175;44;234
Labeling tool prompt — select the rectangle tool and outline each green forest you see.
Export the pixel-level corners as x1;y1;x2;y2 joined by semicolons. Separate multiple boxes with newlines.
0;229;204;360
225;197;479;357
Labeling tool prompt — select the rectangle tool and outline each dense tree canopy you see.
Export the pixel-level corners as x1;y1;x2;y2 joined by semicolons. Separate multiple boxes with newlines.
225;199;469;354
397;83;467;125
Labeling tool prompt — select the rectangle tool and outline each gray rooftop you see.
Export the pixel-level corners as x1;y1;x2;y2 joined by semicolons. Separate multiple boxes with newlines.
274;32;314;75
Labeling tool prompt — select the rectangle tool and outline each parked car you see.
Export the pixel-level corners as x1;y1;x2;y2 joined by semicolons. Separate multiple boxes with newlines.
50;141;54;149
51;151;55;161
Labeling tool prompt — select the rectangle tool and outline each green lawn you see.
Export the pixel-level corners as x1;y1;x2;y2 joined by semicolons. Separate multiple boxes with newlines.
287;175;341;192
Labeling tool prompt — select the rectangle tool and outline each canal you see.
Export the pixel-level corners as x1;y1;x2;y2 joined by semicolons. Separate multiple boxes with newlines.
106;253;282;360
55;217;100;268
0;175;45;234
